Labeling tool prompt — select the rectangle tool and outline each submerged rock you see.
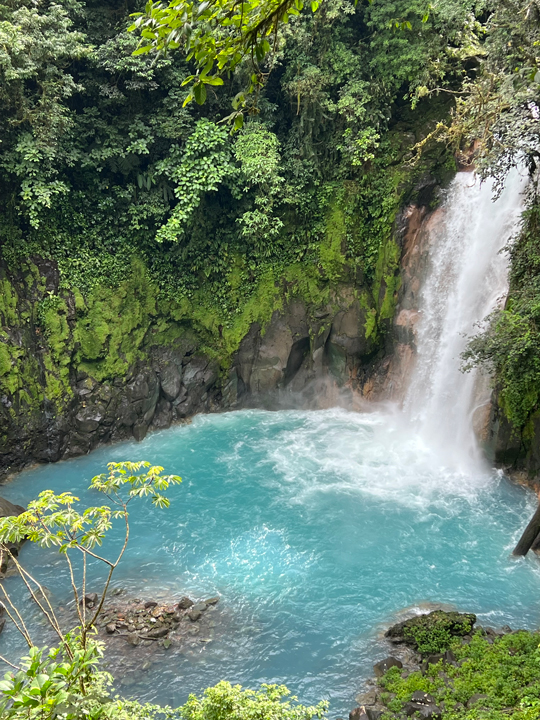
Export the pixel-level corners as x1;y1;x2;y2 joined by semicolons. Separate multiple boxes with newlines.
96;593;217;652
82;592;99;609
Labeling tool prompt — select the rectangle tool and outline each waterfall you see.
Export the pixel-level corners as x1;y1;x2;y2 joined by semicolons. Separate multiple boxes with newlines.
403;169;527;472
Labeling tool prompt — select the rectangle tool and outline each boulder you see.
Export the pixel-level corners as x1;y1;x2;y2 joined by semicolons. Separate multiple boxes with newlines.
125;633;140;647
188;608;202;621
404;692;441;719
373;657;403;677
355;690;378;706
177;597;194;609
365;711;382;720
160;363;182;402
147;625;169;639
82;592;98;609
106;623;116;634
349;708;368;720
205;597;219;605
0;497;25;518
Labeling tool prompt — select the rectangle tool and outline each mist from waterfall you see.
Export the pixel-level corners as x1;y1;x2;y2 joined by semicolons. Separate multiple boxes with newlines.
403;169;527;472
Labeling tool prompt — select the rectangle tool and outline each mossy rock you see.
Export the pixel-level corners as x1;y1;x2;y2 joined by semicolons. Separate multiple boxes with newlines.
385;611;476;655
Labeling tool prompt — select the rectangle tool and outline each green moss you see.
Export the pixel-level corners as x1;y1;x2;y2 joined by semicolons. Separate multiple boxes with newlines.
364;308;377;339
221;269;283;358
75;259;158;380
41;297;70;364
0;343;12;376
319;202;347;282
374;235;402;322
0;276;18;326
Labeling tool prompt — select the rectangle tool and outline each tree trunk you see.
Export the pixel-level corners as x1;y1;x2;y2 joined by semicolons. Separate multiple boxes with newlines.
513;502;540;556
530;529;540;554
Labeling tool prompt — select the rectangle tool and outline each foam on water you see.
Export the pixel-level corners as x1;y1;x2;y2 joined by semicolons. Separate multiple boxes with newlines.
1;409;539;714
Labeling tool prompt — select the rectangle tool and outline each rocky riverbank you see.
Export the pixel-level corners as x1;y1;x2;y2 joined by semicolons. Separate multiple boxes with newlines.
351;610;538;720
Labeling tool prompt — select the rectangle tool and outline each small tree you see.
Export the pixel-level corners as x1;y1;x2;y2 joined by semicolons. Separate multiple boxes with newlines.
0;461;181;662
0;460;328;720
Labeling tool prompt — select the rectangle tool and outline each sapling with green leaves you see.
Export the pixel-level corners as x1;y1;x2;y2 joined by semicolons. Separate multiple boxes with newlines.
0;460;181;658
0;460;329;720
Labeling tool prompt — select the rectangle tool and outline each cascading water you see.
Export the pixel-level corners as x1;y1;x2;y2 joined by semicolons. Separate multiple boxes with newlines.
403;169;527;471
0;171;537;716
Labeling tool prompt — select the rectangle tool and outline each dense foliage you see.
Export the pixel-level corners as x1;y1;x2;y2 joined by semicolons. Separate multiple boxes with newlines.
379;630;540;720
397;611;476;655
0;0;480;304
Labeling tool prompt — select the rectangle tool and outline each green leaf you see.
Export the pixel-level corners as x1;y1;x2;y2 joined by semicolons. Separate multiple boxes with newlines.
193;82;207;104
203;76;224;86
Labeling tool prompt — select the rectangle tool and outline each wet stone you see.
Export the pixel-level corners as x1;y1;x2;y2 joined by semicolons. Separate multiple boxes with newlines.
355;690;378;706
147;626;169;639
177;597;194;609
373;657;403;677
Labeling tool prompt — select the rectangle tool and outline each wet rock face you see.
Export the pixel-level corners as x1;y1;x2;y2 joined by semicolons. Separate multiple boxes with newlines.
234;289;383;405
1;282;393;477
0;344;221;475
0;496;26;576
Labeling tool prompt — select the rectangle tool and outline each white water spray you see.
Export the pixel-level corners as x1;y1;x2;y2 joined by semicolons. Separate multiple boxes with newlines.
404;170;526;472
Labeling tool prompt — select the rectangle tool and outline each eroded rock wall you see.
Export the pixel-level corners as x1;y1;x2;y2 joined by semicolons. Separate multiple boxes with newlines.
0;261;399;477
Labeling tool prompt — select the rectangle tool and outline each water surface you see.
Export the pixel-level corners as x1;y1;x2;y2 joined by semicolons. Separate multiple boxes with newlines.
1;408;539;715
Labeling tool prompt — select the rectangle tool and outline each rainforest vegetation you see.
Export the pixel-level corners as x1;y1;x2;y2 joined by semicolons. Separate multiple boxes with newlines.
1;0;538;430
0;0;481;403
2;0;540;718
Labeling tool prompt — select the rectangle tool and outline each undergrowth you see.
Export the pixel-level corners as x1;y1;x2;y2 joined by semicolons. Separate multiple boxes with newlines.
379;631;540;720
